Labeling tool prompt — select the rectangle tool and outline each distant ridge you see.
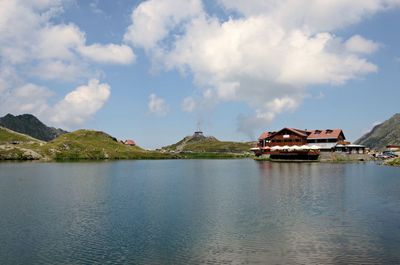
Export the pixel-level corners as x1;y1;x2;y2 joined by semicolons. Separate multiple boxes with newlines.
0;113;67;141
355;113;400;150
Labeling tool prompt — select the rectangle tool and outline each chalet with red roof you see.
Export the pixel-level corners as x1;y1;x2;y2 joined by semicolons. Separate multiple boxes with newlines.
256;128;364;154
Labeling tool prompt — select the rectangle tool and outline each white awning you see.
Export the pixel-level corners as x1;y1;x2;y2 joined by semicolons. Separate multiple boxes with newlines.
288;145;301;151
271;146;283;151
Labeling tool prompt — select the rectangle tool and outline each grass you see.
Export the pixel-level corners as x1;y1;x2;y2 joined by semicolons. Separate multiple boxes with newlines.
0;127;45;160
386;157;400;166
164;136;253;153
37;130;173;161
0;126;41;144
1;128;254;161
182;141;253;153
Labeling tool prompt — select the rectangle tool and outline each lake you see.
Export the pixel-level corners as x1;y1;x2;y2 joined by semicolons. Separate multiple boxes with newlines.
0;160;399;264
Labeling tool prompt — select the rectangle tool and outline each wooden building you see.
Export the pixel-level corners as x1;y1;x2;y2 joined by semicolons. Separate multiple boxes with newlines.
258;128;308;148
258;128;345;149
254;127;363;159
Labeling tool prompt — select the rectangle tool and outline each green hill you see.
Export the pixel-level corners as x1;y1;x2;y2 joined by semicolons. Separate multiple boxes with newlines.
162;132;253;157
0;113;67;141
355;113;400;150
40;129;171;160
0;126;44;160
0;126;42;144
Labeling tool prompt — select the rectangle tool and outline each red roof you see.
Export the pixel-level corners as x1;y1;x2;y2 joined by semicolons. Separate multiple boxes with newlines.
258;131;273;140
258;128;345;140
307;129;344;140
124;140;136;145
267;127;308;139
259;128;307;140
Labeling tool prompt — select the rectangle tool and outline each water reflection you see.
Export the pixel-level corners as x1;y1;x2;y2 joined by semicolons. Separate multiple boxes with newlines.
0;161;399;264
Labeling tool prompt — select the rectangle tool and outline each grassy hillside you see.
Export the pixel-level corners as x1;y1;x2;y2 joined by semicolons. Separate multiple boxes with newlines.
163;133;253;154
1;128;252;161
0;126;44;160
180;139;253;153
355;113;400;150
40;130;172;160
0;126;42;144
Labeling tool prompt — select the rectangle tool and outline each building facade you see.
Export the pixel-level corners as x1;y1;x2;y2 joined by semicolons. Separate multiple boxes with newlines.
257;128;365;154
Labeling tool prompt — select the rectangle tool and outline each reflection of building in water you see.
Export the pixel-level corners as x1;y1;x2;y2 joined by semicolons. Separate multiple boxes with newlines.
255;162;382;264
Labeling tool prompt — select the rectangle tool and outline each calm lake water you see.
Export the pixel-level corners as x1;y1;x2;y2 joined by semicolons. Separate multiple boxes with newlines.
0;160;399;264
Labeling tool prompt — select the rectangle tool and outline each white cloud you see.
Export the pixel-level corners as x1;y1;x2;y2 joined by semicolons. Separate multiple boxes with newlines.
50;79;111;127
345;35;380;54
35;23;84;61
0;0;135;81
78;44;135;64
125;0;394;136
182;97;197;112
0;0;133;125
30;60;88;82
0;83;52;115
148;93;169;116
124;0;204;50
217;0;400;32
0;79;111;128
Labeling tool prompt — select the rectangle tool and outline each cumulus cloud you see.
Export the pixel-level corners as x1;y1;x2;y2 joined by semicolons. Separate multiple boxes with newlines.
125;0;395;137
148;93;169;116
30;60;88;82
78;44;135;64
217;0;400;32
345;35;380;54
0;83;52;115
124;0;204;50
0;0;131;126
0;79;111;128
51;79;111;126
0;0;135;70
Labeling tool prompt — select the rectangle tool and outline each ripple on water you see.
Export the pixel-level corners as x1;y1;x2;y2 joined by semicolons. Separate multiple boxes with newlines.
0;161;399;264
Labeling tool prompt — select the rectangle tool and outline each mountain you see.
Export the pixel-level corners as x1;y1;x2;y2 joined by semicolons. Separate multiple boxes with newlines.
162;131;253;154
355;113;400;150
0;113;67;141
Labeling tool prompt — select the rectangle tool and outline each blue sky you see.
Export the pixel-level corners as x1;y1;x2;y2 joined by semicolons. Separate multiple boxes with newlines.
0;0;399;149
